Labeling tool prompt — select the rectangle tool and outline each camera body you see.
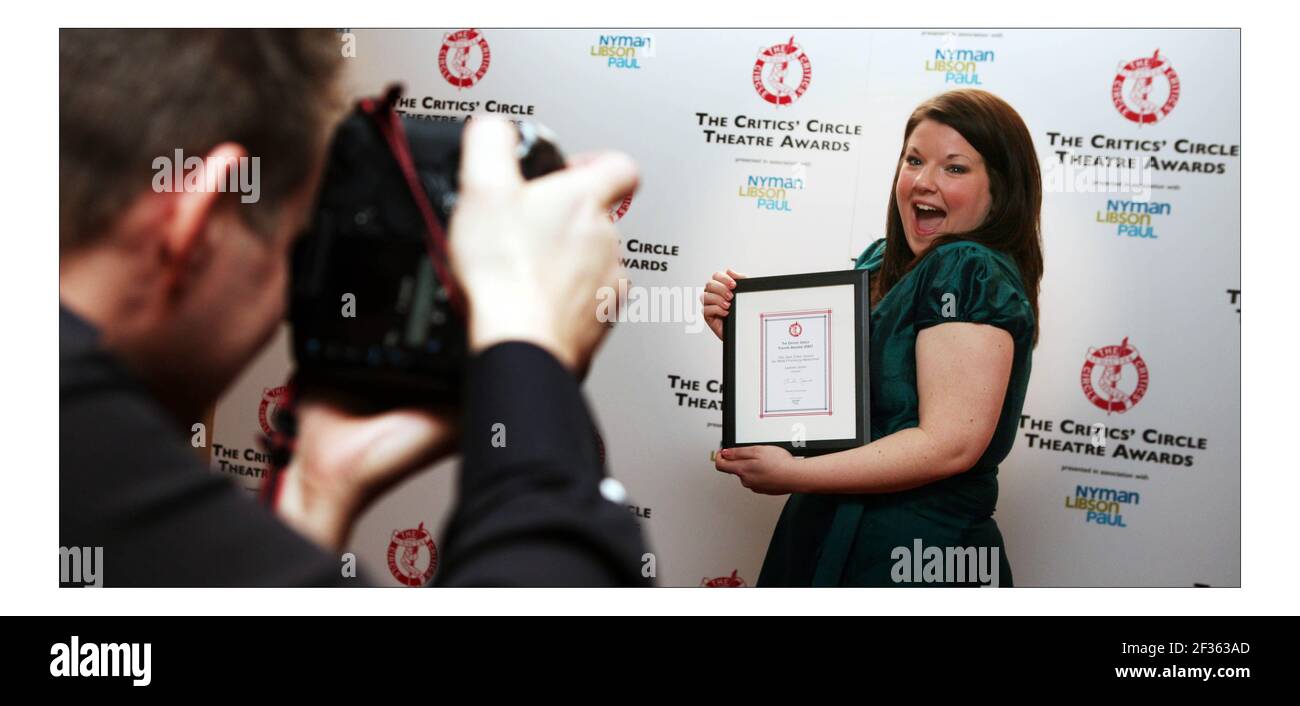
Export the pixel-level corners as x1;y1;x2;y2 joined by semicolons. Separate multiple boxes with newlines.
288;89;565;405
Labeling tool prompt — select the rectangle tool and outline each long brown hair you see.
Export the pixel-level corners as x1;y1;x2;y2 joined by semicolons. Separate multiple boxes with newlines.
872;89;1043;344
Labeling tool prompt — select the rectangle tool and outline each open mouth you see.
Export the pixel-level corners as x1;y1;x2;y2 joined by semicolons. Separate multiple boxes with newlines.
913;203;946;236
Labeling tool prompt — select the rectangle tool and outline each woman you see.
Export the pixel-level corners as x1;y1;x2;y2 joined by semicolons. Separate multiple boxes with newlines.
703;89;1043;586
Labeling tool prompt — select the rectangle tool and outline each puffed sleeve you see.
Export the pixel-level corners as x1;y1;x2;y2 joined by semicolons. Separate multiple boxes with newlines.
854;237;886;270
912;242;1035;342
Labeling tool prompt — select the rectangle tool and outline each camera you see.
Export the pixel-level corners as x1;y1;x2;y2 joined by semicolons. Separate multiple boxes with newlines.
288;86;565;405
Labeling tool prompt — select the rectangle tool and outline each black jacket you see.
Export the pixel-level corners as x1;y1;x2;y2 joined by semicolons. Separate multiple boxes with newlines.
59;306;650;587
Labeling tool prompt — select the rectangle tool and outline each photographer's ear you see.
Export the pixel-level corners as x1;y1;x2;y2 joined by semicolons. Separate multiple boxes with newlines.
156;143;249;294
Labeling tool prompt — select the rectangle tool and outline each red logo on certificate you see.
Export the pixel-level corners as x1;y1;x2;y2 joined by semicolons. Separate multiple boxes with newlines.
438;29;491;89
387;522;439;587
788;322;802;337
258;385;290;435
1112;49;1180;125
1080;337;1149;414
753;36;811;106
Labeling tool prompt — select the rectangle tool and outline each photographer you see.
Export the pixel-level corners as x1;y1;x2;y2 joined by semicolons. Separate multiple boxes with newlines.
59;29;647;586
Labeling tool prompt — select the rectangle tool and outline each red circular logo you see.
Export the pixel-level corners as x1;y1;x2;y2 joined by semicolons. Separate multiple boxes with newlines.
788;321;803;337
1112;49;1180;125
753;37;811;106
258;385;290;435
608;194;633;223
438;29;491;89
387;522;439;587
1080;337;1149;414
700;570;747;588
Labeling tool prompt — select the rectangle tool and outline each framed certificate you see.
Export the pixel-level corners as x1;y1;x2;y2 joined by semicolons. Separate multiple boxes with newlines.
722;269;869;456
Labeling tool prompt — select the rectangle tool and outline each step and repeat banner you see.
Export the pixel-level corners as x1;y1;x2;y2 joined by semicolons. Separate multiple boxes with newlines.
209;29;1240;587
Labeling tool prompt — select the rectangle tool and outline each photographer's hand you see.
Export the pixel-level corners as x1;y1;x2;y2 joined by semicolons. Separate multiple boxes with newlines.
449;117;639;373
275;392;458;551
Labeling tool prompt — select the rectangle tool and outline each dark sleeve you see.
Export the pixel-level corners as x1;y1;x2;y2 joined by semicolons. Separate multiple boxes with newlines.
912;242;1035;342
435;342;652;586
60;357;359;587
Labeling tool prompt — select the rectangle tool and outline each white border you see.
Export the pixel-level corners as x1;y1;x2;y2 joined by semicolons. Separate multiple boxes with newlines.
735;285;857;443
9;1;1286;615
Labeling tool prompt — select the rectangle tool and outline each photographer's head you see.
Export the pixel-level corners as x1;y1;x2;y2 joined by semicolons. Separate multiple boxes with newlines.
59;30;345;419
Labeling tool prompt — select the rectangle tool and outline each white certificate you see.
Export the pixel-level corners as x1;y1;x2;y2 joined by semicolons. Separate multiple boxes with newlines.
725;269;869;455
760;309;831;417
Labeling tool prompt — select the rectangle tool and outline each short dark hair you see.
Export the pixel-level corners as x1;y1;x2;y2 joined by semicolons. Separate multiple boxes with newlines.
60;29;344;249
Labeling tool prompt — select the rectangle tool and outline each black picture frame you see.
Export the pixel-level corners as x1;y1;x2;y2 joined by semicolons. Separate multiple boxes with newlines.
722;268;870;456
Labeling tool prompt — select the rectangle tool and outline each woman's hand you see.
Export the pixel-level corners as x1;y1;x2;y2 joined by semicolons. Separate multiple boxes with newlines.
275;391;460;551
714;445;803;495
700;269;746;341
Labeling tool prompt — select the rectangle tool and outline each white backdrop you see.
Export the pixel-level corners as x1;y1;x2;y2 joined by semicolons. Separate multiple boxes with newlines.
209;29;1240;587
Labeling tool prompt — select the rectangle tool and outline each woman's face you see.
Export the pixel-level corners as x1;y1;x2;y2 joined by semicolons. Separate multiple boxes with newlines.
895;119;992;255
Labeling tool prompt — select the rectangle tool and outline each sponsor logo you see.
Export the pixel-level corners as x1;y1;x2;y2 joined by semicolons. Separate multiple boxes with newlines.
590;33;654;69
753;36;811;105
1096;198;1171;239
1080;337;1149;414
609;194;633;222
924;47;995;85
387;522;439;586
1065;484;1139;527
258;385;290;435
1112;49;1180;125
738;173;804;212
439;29;491;88
700;569;747;587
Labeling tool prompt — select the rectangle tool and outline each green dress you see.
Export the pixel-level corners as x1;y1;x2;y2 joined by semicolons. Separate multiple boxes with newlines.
756;238;1035;587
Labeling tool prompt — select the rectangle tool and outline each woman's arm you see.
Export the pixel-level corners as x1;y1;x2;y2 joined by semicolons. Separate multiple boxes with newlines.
804;321;1014;492
716;321;1014;495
